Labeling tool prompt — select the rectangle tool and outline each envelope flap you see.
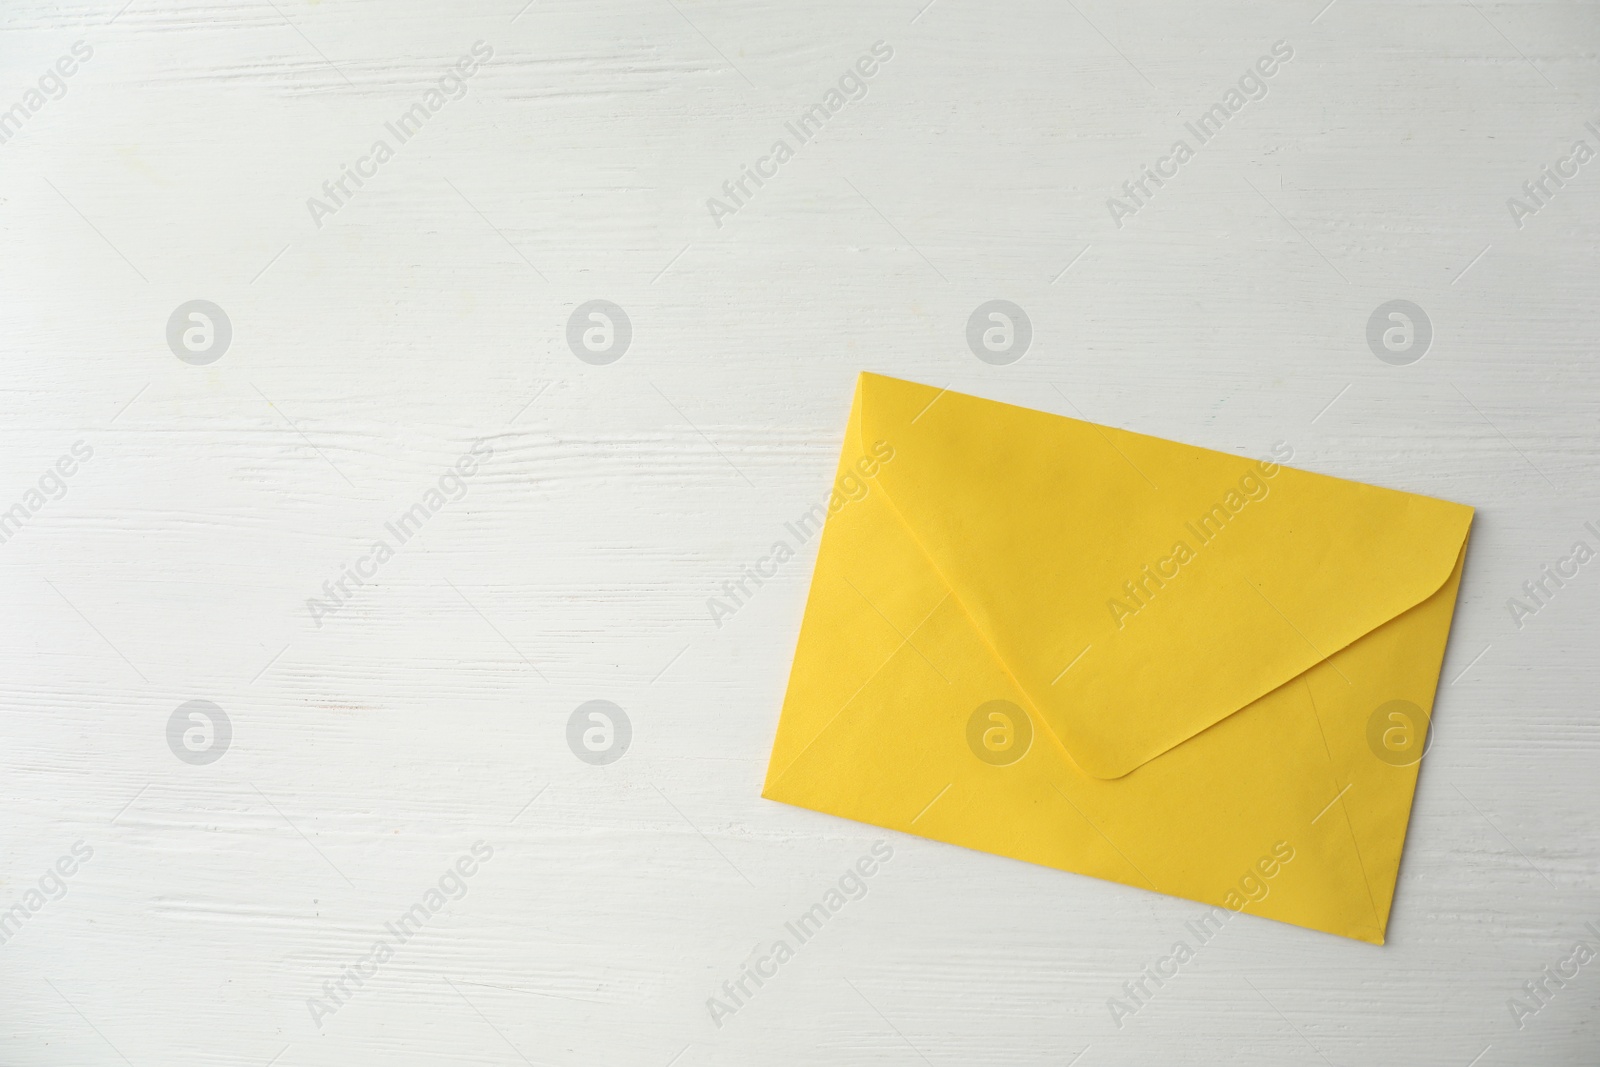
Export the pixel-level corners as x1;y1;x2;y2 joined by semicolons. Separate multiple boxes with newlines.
858;373;1474;779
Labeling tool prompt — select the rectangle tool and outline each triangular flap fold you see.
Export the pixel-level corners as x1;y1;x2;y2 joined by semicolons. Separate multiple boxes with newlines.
855;373;1474;779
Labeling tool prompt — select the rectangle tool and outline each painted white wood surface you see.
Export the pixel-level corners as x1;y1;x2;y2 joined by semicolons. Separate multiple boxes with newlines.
2;0;1597;1064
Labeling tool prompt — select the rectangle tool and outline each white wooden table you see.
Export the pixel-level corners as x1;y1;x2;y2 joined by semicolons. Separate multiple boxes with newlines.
3;1;1597;1064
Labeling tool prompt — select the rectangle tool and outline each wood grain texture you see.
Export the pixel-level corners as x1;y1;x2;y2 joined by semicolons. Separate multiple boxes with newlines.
1;0;1596;1063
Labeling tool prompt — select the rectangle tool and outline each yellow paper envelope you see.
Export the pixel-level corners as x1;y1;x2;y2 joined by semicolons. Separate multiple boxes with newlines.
762;373;1473;943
